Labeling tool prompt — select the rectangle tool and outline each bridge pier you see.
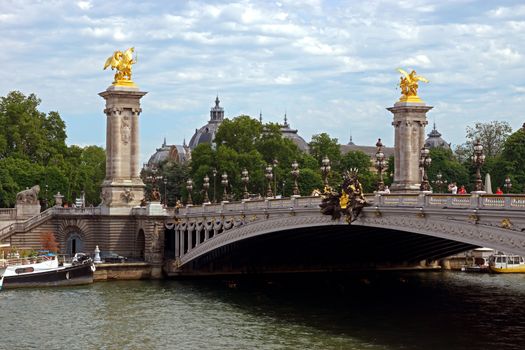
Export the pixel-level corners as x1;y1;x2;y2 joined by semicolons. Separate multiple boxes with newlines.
387;102;432;193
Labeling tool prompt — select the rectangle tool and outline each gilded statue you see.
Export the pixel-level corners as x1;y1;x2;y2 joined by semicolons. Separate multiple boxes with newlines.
104;47;137;86
397;68;428;103
319;169;367;224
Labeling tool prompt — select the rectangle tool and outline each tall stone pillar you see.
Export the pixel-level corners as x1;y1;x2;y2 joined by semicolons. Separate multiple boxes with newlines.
99;85;147;213
387;102;432;192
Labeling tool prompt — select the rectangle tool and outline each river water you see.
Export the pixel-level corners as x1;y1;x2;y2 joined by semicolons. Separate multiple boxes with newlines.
1;271;525;349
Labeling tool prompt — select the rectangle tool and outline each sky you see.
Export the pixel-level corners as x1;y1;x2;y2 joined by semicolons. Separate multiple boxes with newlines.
1;0;524;163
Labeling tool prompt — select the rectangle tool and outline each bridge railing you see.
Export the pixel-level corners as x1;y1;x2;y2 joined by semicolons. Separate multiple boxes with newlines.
52;207;102;215
0;208;17;220
177;196;323;217
175;193;525;218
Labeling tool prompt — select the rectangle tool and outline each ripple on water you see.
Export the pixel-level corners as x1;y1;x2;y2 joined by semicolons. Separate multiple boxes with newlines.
1;272;525;349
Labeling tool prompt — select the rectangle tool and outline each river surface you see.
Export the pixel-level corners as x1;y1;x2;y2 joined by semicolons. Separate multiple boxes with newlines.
1;271;525;349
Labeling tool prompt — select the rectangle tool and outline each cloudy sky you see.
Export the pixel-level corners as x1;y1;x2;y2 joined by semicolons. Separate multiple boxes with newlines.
1;0;524;162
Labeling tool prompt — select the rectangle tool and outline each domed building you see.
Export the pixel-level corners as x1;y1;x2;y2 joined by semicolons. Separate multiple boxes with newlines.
188;96;225;150
145;138;191;170
279;113;309;152
424;123;451;150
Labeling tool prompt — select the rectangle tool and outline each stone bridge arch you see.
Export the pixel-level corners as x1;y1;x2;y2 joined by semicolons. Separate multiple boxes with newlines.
176;210;525;269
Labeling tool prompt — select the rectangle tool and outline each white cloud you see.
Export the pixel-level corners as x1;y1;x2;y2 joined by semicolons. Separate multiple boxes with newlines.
401;54;432;68
488;5;525;18
77;1;92;11
1;0;524;159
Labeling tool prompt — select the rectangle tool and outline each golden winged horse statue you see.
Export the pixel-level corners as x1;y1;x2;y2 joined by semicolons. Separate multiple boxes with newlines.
104;47;137;86
397;68;429;103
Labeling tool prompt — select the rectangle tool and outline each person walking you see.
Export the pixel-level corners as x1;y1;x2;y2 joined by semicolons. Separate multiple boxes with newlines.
495;187;503;195
458;185;467;194
448;182;458;194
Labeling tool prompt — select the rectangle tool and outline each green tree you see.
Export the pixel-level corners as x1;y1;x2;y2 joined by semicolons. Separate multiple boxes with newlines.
455;121;512;160
0;91;67;164
499;127;525;193
427;148;469;192
309;133;341;170
214;115;262;153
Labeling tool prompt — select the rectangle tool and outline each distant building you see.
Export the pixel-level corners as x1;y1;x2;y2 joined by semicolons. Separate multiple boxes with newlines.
424;123;451;150
279;113;309;152
340;136;395;159
145;138;191;170
188;96;225;150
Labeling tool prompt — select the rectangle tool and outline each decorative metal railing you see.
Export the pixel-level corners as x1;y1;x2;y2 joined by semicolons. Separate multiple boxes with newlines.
1;193;524;242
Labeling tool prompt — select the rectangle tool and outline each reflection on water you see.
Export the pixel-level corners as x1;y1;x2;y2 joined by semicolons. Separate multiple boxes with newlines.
1;272;525;349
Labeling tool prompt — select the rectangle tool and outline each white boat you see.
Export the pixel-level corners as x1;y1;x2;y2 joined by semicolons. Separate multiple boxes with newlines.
0;254;95;290
489;253;525;273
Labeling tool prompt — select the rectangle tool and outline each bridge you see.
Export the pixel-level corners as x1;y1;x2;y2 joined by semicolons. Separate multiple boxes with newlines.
2;76;524;279
164;193;525;275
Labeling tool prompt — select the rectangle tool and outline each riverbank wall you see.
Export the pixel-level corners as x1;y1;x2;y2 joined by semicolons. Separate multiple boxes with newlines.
93;262;161;281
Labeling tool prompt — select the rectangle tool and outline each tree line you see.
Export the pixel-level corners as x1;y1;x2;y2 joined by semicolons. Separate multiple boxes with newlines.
2;91;523;208
149;117;525;205
0;91;105;207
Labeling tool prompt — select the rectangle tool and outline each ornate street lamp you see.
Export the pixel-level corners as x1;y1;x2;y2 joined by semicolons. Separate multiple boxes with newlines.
273;159;278;196
221;172;229;201
472;139;486;192
43;184;49;210
241;168;250;199
432;172;447;193
212;168;217;203
203;174;210;203
146;167;162;202
321;155;331;187
419;146;432;191
375;138;387;191
186;178;193;205
163;177;168;206
265;164;274;198
291;160;300;196
504;176;512;194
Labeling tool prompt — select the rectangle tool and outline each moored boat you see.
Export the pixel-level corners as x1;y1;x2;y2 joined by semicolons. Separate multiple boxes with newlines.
488;253;525;273
0;254;95;290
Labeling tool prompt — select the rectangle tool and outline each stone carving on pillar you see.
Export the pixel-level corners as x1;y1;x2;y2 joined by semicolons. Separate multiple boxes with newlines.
121;116;131;145
120;188;134;203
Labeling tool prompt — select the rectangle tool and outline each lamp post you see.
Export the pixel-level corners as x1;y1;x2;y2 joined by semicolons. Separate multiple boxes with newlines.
504;176;512;194
212;168;217;203
186;178;193;205
375;138;387;192
221;172;229;201
163;177;168;207
203;174;210;203
146;167;162;202
241;168;249;199
265;164;274;198
472;139;486;192
321;155;331;187
432;172;447;193
44;184;49;210
291;160;300;196
273;159;278;196
419;146;432;192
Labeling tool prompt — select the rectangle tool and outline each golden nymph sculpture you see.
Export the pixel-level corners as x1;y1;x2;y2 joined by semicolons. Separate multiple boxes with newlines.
397;68;429;103
104;47;137;87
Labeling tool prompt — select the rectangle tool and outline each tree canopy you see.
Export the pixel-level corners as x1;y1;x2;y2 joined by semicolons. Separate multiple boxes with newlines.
0;91;105;207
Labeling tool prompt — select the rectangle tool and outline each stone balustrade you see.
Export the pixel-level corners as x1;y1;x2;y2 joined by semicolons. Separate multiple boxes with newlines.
173;193;525;218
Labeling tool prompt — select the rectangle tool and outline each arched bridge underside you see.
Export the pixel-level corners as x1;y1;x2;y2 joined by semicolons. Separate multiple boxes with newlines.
169;197;525;276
